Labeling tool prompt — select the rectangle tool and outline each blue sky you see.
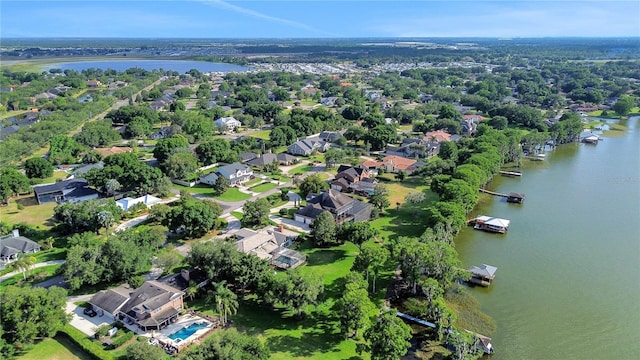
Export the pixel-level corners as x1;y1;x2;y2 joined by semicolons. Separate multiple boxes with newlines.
1;1;639;38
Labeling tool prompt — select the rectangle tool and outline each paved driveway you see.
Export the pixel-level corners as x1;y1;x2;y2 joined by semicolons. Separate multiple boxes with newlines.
66;295;112;336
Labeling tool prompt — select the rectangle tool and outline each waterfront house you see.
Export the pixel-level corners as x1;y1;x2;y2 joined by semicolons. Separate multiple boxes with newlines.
380;155;422;174
294;189;372;225
234;226;305;269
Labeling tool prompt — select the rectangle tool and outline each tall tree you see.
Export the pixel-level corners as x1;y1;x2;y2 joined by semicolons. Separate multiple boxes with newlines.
0;286;69;354
213;175;229;195
298;173;328;197
310;211;338;247
369;184;390;211
241;198;270;228
24;157;54;179
361;308;412;360
207;281;238;326
335;274;376;339
353;243;389;293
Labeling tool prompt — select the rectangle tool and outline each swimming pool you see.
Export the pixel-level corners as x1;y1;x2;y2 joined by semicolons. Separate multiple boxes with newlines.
168;322;208;341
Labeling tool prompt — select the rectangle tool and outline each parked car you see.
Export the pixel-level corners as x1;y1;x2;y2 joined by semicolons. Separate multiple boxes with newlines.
83;307;97;317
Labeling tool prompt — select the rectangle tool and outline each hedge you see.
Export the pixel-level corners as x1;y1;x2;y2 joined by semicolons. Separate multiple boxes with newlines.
60;324;116;360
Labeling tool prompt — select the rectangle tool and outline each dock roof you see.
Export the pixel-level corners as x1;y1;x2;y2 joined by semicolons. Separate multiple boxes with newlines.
470;264;498;278
475;215;510;228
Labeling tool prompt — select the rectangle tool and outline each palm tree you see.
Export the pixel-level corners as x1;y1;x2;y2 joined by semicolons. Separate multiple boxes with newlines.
38;236;55;250
186;281;199;301
207;281;238;326
9;253;36;280
96;210;115;236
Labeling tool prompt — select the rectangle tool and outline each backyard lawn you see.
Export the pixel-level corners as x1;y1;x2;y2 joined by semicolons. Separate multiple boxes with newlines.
0;197;57;229
249;182;277;193
0;265;62;290
18;336;91;360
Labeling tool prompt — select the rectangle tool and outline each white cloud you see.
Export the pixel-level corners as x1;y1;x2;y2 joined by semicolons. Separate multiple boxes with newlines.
197;0;335;35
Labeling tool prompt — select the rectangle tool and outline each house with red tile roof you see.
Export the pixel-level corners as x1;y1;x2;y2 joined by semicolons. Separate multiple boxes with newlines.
423;130;452;143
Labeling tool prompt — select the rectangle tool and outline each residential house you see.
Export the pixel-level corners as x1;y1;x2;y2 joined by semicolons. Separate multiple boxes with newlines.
234;226;305;269
380;155;422;174
238;152;258;163
319;131;343;143
158;269;209;291
73;161;104;178
320;97;338;106
423;130;452;143
89;280;184;331
199;162;253;186
116;194;162;211
214;116;241;131
295;189;372;225
331;165;377;196
287;138;330;156
247;153;298;168
86;80;102;88
0;229;40;264
33;178;99;205
386;138;440;159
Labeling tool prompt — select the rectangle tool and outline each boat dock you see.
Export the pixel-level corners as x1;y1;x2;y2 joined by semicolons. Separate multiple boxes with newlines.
468;215;511;233
469;264;498;286
396;311;494;354
499;170;522;177
478;189;525;203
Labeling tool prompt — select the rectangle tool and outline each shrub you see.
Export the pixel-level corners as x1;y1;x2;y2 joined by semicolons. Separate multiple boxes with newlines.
61;325;115;360
95;324;111;338
111;329;134;348
128;275;146;289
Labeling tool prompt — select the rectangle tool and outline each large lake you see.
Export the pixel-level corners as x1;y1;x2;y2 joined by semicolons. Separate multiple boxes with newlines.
44;59;250;73
456;117;640;359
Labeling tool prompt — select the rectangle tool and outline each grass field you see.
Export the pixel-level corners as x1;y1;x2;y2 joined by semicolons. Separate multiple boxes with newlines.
249;129;271;140
17;336;92;360
249;182;277;193
29;171;70;186
172;183;216;196
244;177;264;187
214;188;251;202
287;164;315;175
0;197;57;229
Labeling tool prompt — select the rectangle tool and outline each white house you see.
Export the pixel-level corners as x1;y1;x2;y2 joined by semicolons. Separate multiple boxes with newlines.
214;116;242;131
199;162;253;186
116;194;162;211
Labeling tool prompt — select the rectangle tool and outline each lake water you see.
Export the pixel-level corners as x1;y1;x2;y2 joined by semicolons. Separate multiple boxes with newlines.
456;117;640;359
44;60;250;73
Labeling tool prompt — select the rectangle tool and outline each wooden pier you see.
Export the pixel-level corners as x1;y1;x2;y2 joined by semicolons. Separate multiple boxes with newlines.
499;170;522;177
396;311;494;354
479;189;525;203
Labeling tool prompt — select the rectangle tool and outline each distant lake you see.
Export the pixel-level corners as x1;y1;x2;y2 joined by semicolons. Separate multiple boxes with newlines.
44;60;250;73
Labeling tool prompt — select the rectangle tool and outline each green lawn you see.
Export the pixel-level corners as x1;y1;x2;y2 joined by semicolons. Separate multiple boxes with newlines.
0;197;57;230
29;171;69;186
172;183;217;196
231;211;244;220
249;182;277;193
188;240;373;359
244;177;264;187
214;188;251;202
249;129;271;140
18;336;92;360
288;164;315;175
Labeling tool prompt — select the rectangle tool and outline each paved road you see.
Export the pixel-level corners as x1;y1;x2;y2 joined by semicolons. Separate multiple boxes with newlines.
0;260;66;283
